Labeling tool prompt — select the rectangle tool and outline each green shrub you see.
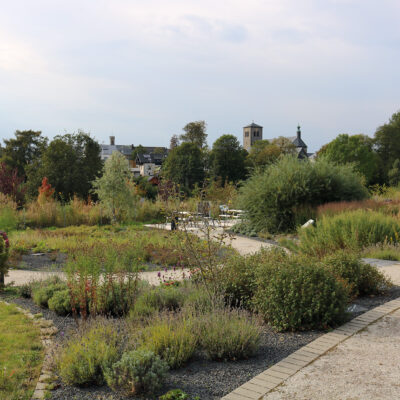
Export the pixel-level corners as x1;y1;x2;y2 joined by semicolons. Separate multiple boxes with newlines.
48;289;72;315
298;210;400;257
182;286;212;313
58;320;121;386
322;250;392;296
32;283;67;308
105;349;168;396
253;249;350;331
220;253;261;308
239;156;368;233
132;286;185;319
198;308;261;361
159;389;189;400
141;315;197;369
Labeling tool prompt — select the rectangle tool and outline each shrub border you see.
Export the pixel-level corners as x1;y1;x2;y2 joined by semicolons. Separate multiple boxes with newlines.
221;297;400;400
0;301;58;400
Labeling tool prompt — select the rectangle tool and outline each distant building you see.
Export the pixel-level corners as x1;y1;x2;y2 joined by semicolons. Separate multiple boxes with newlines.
243;122;313;158
243;122;263;152
135;152;168;177
100;137;168;177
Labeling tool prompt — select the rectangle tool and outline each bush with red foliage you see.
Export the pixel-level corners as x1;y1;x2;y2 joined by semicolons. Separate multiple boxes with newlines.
0;162;26;205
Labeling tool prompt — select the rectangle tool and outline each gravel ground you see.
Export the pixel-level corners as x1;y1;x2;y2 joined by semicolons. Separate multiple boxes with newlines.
2;285;400;400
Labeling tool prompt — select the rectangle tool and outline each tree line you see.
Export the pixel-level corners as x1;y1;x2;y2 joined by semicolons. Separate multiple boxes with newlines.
1;110;400;204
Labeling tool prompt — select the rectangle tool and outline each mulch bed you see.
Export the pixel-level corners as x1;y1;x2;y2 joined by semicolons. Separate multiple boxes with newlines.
2;285;400;400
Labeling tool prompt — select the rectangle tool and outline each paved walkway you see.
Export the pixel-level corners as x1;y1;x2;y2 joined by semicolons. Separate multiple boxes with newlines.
224;260;400;400
144;222;274;256
5;269;189;286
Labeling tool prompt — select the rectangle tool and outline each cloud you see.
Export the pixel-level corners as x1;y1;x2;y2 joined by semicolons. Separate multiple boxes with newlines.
0;0;399;152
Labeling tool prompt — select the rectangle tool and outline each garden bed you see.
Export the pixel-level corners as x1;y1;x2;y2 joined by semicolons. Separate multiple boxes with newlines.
2;286;400;400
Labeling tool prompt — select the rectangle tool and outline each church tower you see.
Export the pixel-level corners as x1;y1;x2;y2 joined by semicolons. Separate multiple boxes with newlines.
243;122;263;152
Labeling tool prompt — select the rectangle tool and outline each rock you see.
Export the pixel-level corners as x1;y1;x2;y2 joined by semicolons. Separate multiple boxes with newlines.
301;219;315;228
347;304;368;313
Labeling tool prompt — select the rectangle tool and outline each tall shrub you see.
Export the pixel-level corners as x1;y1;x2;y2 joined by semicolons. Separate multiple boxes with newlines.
239;156;368;233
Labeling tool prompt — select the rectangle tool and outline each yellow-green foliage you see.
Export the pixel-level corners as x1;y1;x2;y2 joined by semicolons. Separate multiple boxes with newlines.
197;308;261;361
0;302;44;400
9;225;198;267
57;320;121;386
141;315;197;369
297;210;400;257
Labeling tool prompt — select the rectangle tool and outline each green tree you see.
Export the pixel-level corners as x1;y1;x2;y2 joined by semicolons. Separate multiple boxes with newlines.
210;135;247;184
247;137;295;169
317;134;380;185
162;142;205;191
26;131;102;200
388;159;400;187
374;111;400;182
1;130;47;178
93;151;137;221
179;121;208;149
131;145;146;160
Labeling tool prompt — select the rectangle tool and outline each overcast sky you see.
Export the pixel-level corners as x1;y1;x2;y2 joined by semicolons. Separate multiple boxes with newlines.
1;0;399;152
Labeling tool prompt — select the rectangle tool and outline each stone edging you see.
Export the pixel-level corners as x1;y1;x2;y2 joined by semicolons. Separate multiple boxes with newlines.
221;297;400;400
0;301;58;400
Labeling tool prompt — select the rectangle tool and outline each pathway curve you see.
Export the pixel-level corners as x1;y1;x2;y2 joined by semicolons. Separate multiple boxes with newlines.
144;222;275;256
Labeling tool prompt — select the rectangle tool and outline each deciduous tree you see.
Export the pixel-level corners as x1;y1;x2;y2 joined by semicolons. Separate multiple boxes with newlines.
317;134;380;184
210;135;247;184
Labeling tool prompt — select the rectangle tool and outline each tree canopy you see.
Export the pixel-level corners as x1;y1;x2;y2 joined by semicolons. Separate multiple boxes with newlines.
162;142;205;191
26;131;102;200
317;134;380;185
1;130;47;178
374;111;400;182
247;137;296;169
210;135;247;184
93;151;137;221
179;121;208;149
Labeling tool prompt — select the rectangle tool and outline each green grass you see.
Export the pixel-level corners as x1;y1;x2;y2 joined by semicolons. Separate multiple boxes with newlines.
296;210;400;258
0;302;44;399
363;244;400;261
8;225;203;269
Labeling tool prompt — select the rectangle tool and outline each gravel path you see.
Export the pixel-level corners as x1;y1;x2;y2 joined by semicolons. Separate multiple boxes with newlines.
144;222;275;255
261;262;400;400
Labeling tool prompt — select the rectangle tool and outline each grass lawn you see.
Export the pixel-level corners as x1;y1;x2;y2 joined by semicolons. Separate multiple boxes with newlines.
0;302;44;400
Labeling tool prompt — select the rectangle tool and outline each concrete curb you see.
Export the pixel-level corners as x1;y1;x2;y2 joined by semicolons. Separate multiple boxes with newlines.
0;301;58;400
221;297;400;400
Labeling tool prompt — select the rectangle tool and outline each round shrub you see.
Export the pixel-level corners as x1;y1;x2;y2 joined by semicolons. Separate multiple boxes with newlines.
48;289;72;315
132;286;185;319
323;250;392;297
198;308;261;361
105;349;168;396
220;252;262;308
239;156;368;234
32;283;67;308
253;249;350;331
141;316;197;369
58;321;120;386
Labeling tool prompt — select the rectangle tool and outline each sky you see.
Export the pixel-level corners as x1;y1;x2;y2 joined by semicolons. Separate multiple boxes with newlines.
1;0;399;152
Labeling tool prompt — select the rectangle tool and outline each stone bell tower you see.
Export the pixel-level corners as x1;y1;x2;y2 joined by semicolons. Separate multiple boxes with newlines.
243;122;263;152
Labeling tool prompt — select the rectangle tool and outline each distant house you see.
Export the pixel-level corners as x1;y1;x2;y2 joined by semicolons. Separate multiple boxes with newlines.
100;136;168;177
135;152;168;177
242;123;313;158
